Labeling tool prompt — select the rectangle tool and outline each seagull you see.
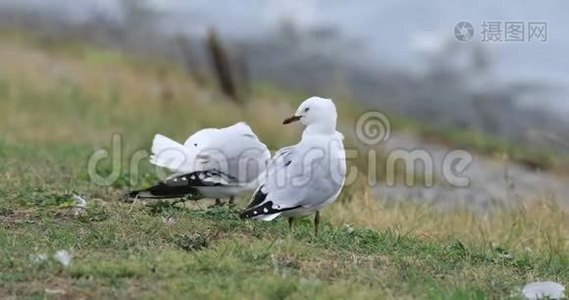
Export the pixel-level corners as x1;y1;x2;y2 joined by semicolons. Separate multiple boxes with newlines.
129;122;271;205
240;97;346;236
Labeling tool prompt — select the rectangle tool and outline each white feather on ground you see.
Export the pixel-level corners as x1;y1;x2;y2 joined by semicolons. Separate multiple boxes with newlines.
522;281;565;300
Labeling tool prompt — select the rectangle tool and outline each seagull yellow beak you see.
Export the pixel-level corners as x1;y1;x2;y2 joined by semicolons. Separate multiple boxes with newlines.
283;115;301;125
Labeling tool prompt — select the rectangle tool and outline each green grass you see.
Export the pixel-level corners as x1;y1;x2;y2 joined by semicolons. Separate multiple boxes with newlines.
2;181;568;299
1;33;568;299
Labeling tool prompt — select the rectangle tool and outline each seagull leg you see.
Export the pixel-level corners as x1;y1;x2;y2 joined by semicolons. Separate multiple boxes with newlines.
215;198;222;206
228;196;235;207
288;217;294;232
314;211;320;237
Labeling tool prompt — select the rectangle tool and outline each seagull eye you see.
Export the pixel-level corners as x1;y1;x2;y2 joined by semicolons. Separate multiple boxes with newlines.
194;143;198;147
304;107;310;112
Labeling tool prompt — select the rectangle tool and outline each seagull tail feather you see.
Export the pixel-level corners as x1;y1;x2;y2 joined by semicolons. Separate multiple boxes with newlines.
150;134;192;172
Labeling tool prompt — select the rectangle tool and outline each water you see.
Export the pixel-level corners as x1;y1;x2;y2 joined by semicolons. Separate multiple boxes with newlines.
3;0;569;94
144;0;569;111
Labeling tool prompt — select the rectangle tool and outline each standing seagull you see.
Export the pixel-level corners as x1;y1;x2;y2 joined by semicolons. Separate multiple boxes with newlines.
129;122;271;205
240;97;346;236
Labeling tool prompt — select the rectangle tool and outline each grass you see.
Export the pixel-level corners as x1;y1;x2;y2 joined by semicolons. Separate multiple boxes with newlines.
1;32;569;299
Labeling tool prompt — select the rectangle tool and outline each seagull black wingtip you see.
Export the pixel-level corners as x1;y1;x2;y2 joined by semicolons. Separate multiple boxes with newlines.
128;190;141;198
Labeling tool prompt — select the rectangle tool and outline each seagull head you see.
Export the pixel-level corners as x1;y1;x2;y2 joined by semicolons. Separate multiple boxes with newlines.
184;128;217;149
182;128;218;168
283;96;337;132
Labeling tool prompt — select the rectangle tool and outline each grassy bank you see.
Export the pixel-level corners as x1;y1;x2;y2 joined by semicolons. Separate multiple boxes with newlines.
1;34;569;299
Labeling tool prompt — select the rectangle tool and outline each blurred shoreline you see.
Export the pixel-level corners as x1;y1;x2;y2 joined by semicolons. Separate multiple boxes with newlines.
2;0;569;209
2;0;568;153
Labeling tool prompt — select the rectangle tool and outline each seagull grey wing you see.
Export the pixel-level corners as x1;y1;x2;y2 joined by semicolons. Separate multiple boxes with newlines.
197;129;270;183
259;146;295;180
245;146;296;206
241;140;345;220
240;146;300;219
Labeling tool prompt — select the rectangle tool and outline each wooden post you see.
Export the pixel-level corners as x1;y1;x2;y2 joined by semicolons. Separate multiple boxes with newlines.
206;29;240;103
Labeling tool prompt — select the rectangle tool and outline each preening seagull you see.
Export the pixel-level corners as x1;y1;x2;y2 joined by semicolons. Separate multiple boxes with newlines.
240;97;346;236
129;122;271;205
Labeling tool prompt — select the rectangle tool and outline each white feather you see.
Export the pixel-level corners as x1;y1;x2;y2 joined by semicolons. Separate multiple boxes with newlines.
150;134;193;173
